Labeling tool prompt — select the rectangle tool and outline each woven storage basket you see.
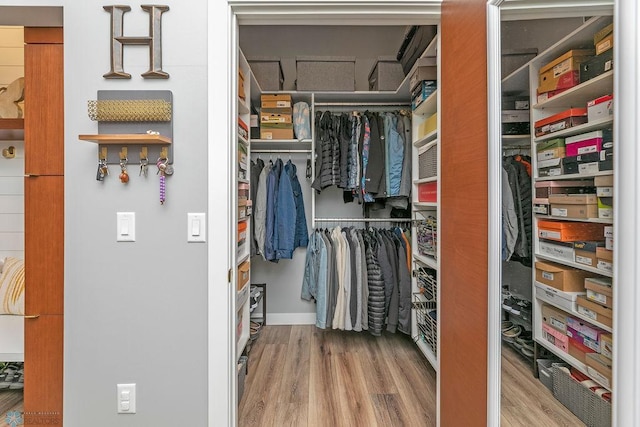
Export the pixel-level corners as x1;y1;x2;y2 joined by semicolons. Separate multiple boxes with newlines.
552;363;611;427
418;141;438;179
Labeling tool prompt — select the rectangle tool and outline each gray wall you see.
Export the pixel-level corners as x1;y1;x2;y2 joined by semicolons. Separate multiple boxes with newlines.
63;1;209;425
240;25;408;91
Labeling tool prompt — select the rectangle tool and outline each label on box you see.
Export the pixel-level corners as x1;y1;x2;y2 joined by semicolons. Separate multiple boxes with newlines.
601;340;613;359
542;271;554;281
551;208;568;217
587;289;608;305
550;318;566;330
539;230;561;239
604;226;613;238
553;59;571;78
515;100;529;109
606;237;613;250
538;149;563;161
599;208;613;219
577;145;598;155
582;336;600;352
576;255;593;266
549;121;567;133
579;162;600;174
598;260;613;272
597;187;613;197
534;204;549;215
577;305;598;320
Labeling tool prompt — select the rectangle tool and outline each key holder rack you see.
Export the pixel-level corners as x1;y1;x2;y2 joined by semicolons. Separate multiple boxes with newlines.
78;90;173;165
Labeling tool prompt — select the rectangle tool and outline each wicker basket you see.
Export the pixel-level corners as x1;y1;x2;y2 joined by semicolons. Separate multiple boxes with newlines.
418;142;437;179
413;294;437;356
552;363;611;427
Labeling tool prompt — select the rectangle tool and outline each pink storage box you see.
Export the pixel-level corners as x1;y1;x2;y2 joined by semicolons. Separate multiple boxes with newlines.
542;322;569;352
566;326;600;352
565;130;604;156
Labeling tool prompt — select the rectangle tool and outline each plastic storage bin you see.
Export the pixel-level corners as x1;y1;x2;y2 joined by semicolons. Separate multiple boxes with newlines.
536;359;555;392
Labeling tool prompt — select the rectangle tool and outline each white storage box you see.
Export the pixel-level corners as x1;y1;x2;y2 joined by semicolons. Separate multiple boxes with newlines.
535;281;584;312
248;56;284;91
368;56;404;91
296;56;355;91
538;240;575;263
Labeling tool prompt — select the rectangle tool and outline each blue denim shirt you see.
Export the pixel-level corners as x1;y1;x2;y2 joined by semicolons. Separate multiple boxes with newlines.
301;231;328;329
286;160;309;250
385;113;404;197
264;159;282;262
274;159;296;260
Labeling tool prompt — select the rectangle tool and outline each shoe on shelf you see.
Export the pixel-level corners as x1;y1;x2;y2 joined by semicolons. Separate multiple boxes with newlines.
501;320;514;332
502;325;522;342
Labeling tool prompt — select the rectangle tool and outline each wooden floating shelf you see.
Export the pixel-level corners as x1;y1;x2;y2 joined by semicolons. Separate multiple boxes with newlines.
78;134;172;144
0;118;24;130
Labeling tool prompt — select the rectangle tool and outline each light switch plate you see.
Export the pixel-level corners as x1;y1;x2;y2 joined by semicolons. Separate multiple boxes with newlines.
117;383;136;414
188;213;206;243
117;212;136;242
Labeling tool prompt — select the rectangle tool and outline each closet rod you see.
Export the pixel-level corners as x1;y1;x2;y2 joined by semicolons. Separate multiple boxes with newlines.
314;217;412;223
251;149;312;154
314;102;411;107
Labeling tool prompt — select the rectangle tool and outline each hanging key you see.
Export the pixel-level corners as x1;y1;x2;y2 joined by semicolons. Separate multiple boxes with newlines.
157;158;167;204
119;158;129;183
139;158;149;177
163;162;174;176
96;162;105;181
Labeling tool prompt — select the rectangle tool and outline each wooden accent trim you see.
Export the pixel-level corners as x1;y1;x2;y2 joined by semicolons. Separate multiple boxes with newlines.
24;314;63;427
24;42;64;175
0;118;24;130
25;176;64;315
440;0;489;425
24;27;63;44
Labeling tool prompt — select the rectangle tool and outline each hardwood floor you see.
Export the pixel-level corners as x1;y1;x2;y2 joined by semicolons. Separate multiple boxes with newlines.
239;326;583;427
501;345;582;426
239;325;436;427
0;390;23;427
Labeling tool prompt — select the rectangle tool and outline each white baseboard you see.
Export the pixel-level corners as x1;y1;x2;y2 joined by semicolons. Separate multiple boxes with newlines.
259;312;316;325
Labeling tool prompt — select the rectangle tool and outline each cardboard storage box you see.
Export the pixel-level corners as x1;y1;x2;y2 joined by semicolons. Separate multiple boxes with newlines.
237;260;250;290
260;128;294;140
368;56;404;91
534;180;595;214
565;130;604;157
567;325;600;352
596;33;613;56
412;80;437;110
598;196;613;219
537;158;565;178
534;108;588;137
538;147;566;162
409;57;437;91
587;94;613;123
586;353;612;388
296;56;355;91
538;70;580;95
502;110;530;135
538;239;575;263
585;277;613;309
542;303;570;332
261;94;292;109
567;316;607;344
535;261;591;292
604;225;613;238
537;88;570;104
580;49;613;83
594;23;613;46
595;175;614;188
260;112;292;124
502;47;537;79
418;181;437;203
537;219;605;242
538;50;593;92
577;296;613;328
600;333;613;359
502;95;529;111
548;194;597;205
249;56;284;91
238;69;246;100
568;338;596;364
536;281;584;312
542;322;569;352
596;247;613;273
573;241;605;267
597;186;613;197
550;203;597;219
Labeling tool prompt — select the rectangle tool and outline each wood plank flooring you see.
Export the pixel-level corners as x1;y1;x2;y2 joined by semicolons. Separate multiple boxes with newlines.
240;325;584;427
0;390;23;427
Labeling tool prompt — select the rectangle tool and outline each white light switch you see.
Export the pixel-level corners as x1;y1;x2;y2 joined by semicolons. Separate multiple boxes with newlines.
188;213;206;242
117;212;136;242
117;383;136;414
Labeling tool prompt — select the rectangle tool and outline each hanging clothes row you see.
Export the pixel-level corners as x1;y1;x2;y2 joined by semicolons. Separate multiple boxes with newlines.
311;109;412;210
301;226;412;337
503;154;532;265
251;157;309;262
